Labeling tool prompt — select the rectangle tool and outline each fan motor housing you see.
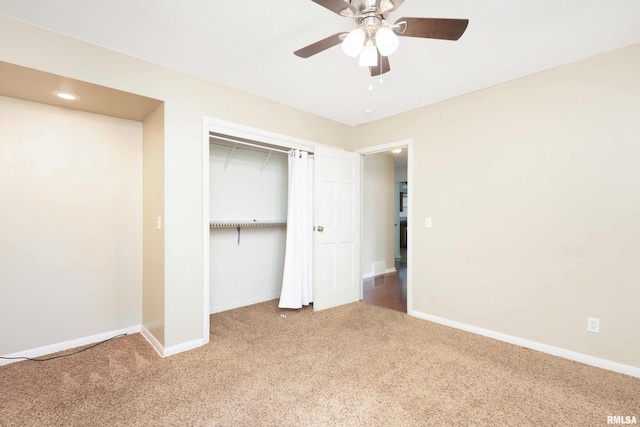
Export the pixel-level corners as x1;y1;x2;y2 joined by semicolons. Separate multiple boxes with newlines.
359;14;383;32
349;0;394;14
343;0;397;19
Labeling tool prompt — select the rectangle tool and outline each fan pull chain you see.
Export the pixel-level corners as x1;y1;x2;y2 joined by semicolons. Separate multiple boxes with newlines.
368;72;373;91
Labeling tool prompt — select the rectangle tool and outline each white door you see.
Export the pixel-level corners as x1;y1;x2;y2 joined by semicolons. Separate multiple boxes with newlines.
313;145;361;311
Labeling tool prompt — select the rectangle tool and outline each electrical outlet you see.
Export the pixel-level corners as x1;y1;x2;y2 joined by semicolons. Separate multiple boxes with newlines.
587;317;600;334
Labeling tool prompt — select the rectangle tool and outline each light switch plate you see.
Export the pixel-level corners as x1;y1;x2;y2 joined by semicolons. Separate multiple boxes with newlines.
425;217;432;228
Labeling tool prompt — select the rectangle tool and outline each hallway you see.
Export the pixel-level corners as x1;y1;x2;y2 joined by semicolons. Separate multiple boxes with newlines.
362;261;407;313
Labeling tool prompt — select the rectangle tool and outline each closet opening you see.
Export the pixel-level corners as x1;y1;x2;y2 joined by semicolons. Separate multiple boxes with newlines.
203;117;362;339
207;132;314;315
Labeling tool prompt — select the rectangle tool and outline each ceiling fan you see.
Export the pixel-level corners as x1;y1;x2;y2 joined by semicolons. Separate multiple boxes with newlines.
294;0;469;76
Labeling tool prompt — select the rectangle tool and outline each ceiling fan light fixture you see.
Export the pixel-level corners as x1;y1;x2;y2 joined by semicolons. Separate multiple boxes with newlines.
341;28;365;57
359;43;378;67
375;27;399;56
294;0;469;78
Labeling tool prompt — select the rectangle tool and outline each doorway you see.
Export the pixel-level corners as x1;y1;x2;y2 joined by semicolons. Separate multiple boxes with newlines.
357;140;412;314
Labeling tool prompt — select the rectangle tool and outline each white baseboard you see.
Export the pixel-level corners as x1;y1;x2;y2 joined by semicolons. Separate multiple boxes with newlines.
210;292;280;314
0;325;141;366
164;338;204;357
2;325;207;364
363;267;397;280
139;325;204;358
140;325;164;357
409;309;640;379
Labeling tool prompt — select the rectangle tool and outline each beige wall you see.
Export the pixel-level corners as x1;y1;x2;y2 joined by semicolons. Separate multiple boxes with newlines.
0;96;142;354
362;153;395;277
0;15;352;350
4;14;637;369
353;43;640;368
142;104;165;344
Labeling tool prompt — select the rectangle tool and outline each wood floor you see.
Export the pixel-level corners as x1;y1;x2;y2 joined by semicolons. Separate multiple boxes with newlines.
362;261;407;313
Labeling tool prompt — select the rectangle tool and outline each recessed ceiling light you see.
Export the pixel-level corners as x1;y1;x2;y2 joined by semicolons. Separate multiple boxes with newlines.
390;148;403;154
363;108;373;115
52;91;80;101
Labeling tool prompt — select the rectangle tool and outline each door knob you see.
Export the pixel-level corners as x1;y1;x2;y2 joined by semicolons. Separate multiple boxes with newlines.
316;226;324;232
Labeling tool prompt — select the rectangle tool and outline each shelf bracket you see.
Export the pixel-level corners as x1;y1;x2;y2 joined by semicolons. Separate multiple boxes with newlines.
224;144;236;171
259;150;273;175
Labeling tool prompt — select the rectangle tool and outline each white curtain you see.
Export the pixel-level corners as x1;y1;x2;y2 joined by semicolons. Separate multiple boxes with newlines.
279;149;314;309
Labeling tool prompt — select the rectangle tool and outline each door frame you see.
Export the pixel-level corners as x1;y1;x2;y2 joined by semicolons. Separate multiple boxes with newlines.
355;139;413;312
202;117;316;343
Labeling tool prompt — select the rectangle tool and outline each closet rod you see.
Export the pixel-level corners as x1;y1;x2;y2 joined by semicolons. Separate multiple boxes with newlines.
210;134;290;155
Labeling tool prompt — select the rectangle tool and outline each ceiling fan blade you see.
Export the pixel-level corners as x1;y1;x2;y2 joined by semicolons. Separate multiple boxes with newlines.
370;55;390;76
394;17;469;41
310;0;356;16
294;32;347;58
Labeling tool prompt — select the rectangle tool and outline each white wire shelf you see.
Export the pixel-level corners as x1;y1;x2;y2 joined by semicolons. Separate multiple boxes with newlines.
209;220;287;229
209;220;287;244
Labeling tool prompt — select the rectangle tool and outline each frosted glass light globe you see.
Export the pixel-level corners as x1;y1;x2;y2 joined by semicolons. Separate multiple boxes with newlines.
341;28;365;57
358;44;378;67
375;27;399;56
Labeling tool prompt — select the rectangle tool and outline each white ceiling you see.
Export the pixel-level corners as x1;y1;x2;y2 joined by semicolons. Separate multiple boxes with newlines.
1;1;639;126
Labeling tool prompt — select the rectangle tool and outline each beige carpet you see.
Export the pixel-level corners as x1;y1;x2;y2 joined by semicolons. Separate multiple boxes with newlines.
1;300;638;426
